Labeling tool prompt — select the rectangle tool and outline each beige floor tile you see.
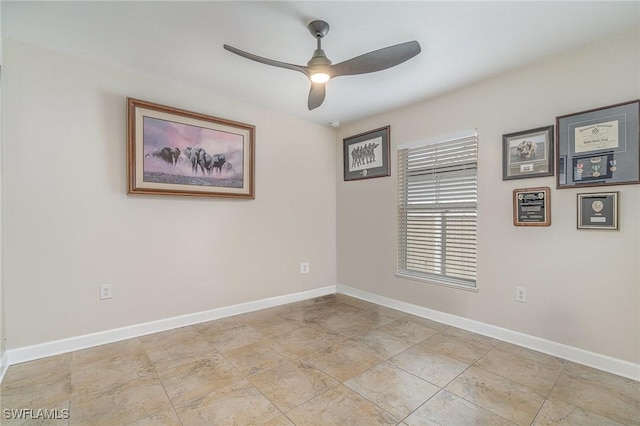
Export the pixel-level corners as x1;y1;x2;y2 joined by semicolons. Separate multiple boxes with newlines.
263;414;295;426
127;408;182;425
375;319;440;344
1;405;70;426
2;354;71;388
278;304;339;324
532;397;625;425
497;342;567;367
351;309;400;328
203;323;266;352
441;327;501;347
139;325;218;371
222;338;297;376
565;362;640;396
71;339;142;366
286;384;399;425
445;366;545;426
1;389;70;421
313;310;397;339
305;310;373;338
345;362;439;419
248;360;339;411
404;389;516;426
347;329;414;359
306;341;382;382
474;347;564;395
244;314;305;337
6;296;639;426
549;364;640;425
1;355;71;415
334;294;378;309
192;315;251;335
176;379;280;425
403;314;450;331
69;374;172;426
156;353;244;409
422;332;494;364
296;294;340;308
231;307;284;324
71;340;154;394
272;326;344;357
359;303;408;320
0;408;70;426
389;342;469;387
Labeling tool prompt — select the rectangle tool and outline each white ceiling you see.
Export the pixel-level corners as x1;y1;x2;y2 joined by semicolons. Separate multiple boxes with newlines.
3;1;639;127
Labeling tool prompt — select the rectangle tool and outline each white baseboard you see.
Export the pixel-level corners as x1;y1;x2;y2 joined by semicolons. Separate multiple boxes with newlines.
337;284;640;381
5;283;638;383
6;285;336;368
0;351;8;383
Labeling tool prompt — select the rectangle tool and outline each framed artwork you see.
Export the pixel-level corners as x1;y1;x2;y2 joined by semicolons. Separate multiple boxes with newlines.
577;192;619;230
343;126;390;181
556;99;639;189
513;187;551;226
127;98;255;198
502;125;554;180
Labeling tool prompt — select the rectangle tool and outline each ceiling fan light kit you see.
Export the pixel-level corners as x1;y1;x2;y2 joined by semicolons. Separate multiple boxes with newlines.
310;72;331;84
224;20;421;110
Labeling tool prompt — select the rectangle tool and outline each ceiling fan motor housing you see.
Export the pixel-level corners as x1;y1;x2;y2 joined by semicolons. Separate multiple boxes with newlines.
308;20;330;39
308;49;332;67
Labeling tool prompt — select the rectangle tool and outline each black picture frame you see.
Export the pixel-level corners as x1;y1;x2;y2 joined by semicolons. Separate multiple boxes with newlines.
343;126;390;181
513;187;551;226
577;192;619;230
556;100;640;189
502;125;554;180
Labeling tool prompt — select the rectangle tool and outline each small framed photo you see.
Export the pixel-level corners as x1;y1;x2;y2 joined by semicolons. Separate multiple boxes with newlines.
503;125;554;180
127;98;255;198
577;192;619;230
343;126;390;181
556;99;640;189
513;187;551;226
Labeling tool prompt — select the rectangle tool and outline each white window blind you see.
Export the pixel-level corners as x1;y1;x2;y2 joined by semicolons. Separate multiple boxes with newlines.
398;131;478;288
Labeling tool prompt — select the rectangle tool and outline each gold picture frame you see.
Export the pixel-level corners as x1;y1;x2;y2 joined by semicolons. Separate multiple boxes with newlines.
127;98;255;198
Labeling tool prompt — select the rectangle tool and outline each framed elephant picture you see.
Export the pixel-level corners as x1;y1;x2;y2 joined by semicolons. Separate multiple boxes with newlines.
127;98;255;198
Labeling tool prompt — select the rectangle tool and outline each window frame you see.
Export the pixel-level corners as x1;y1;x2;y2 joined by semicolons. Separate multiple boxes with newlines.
397;130;478;291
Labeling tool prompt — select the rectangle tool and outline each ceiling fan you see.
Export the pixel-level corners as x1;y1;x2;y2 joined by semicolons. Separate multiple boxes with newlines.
223;20;421;110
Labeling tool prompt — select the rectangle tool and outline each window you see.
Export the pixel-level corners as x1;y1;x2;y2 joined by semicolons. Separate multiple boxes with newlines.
397;130;478;289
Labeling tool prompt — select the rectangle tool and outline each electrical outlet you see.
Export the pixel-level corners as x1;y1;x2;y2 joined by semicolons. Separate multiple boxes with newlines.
516;286;527;303
300;262;310;274
100;284;113;300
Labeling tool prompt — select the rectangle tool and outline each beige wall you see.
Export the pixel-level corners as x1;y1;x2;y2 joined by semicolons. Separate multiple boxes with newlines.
3;40;337;349
337;32;640;364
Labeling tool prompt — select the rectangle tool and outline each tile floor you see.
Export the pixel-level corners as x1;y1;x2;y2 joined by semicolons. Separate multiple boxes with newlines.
2;294;639;425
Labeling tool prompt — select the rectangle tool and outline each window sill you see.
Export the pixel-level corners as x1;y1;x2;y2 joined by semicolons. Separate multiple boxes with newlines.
396;271;479;292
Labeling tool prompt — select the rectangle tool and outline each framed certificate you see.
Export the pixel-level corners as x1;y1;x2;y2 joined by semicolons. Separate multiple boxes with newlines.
556;100;639;188
513;187;551;226
577;192;619;230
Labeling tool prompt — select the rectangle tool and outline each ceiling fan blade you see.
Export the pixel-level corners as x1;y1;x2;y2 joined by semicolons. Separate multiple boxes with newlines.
330;40;421;77
223;44;310;76
308;83;326;110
